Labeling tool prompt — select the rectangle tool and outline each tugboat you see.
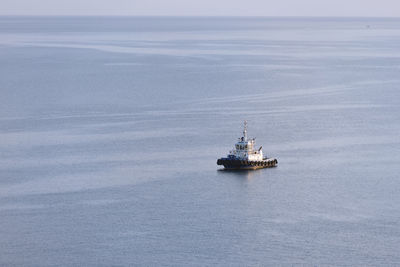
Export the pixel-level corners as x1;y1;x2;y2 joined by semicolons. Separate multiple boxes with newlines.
217;121;278;170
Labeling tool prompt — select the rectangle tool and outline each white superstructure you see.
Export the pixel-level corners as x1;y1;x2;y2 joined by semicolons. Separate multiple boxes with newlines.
228;121;264;161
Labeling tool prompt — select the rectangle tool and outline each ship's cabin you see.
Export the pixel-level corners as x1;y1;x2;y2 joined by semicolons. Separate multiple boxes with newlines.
235;139;255;152
230;137;263;160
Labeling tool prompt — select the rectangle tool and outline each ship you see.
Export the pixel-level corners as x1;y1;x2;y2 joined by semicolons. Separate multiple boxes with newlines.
217;121;278;170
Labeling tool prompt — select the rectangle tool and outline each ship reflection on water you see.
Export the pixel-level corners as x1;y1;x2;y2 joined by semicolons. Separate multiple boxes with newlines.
217;168;262;180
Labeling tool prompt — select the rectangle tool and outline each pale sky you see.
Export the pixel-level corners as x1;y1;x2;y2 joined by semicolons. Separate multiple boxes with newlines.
1;0;400;17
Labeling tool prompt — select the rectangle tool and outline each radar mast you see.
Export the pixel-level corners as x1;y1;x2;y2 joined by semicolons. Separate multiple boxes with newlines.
243;121;248;141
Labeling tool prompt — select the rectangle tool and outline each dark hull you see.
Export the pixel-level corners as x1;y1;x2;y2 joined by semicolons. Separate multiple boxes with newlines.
217;158;278;170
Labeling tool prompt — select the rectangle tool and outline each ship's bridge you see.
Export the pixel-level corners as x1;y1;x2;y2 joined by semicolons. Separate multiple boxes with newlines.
235;138;255;152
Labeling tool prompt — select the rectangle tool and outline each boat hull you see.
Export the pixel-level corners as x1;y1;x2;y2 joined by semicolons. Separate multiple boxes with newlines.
217;158;278;170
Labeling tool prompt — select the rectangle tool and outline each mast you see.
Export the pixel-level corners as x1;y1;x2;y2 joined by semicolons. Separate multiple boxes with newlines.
243;120;247;141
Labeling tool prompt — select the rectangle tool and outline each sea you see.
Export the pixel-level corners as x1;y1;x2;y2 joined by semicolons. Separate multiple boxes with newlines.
0;16;399;266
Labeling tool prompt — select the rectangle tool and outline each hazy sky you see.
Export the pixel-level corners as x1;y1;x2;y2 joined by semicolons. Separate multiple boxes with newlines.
1;0;400;16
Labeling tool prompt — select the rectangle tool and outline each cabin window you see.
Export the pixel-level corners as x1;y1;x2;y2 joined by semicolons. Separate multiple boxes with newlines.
236;145;239;149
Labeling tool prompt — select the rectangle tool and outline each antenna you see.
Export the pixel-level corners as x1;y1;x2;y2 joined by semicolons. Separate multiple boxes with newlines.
243;120;248;141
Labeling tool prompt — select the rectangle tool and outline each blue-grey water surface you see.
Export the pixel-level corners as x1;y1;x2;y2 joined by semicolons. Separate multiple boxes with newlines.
0;17;400;266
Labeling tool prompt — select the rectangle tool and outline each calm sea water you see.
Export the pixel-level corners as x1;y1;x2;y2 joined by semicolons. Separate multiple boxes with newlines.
0;16;400;266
